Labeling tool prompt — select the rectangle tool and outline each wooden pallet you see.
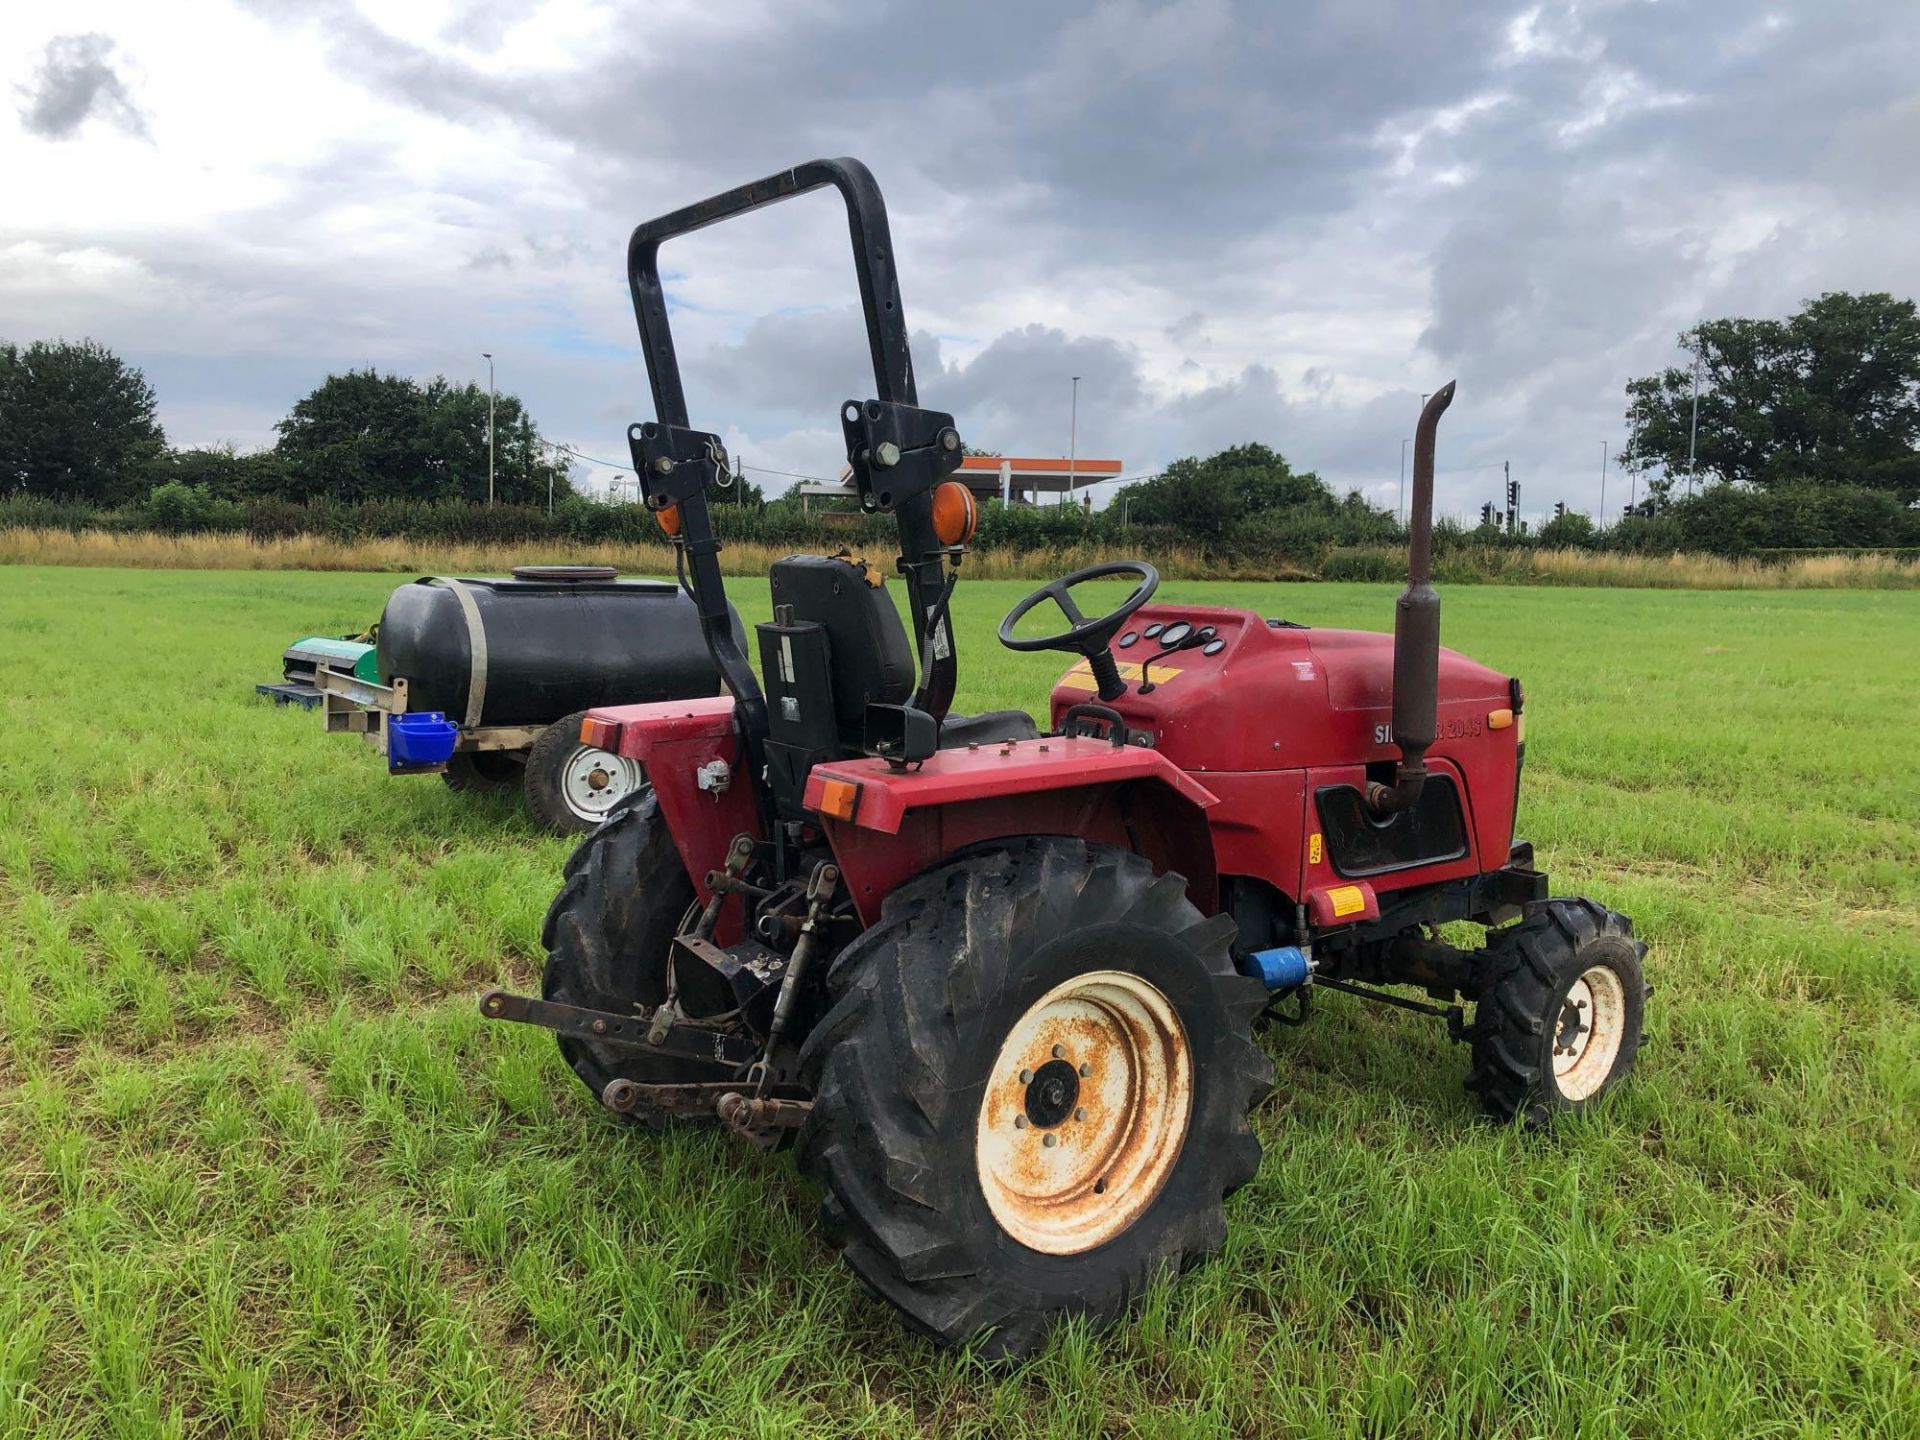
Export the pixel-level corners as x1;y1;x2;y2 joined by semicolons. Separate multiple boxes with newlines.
256;682;324;710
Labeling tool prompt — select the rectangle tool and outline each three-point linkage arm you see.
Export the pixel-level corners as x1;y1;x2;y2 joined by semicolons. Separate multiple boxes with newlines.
625;158;966;754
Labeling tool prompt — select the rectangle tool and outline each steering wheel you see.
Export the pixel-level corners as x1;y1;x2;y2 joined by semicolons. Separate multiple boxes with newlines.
998;560;1159;701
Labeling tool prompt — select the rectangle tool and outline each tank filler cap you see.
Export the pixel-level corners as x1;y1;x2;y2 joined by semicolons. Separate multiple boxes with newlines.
510;565;620;582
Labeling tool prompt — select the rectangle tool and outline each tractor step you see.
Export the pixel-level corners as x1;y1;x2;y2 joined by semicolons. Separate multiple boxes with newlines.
477;989;761;1068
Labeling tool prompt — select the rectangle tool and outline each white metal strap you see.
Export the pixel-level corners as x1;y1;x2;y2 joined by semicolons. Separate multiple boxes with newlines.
431;577;488;729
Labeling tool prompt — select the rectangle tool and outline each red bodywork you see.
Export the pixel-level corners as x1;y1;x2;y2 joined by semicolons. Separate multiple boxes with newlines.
589;602;1521;933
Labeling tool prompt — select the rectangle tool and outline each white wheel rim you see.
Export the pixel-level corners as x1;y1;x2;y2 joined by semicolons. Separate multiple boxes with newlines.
1552;964;1627;1101
975;970;1192;1255
561;745;641;821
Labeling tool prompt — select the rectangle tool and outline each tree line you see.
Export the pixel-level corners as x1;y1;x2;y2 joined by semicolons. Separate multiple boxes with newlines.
2;290;1915;560
0;343;569;508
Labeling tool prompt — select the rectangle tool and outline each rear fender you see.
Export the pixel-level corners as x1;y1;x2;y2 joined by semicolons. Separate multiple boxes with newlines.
586;697;759;913
806;739;1219;923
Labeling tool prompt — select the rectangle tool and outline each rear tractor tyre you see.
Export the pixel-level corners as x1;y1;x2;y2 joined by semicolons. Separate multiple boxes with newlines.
441;749;525;795
796;838;1274;1360
539;793;715;1131
1468;897;1648;1127
524;710;648;835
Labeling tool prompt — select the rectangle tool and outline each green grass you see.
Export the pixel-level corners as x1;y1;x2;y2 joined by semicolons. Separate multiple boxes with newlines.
0;565;1913;1439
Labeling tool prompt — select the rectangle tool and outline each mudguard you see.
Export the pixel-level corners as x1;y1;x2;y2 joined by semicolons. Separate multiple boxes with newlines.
803;737;1220;924
586;697;759;905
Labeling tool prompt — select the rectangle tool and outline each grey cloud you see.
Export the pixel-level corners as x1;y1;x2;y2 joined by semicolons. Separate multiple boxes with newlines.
689;309;882;425
933;326;1151;442
700;310;1443;507
15;34;149;141
14;0;1920;528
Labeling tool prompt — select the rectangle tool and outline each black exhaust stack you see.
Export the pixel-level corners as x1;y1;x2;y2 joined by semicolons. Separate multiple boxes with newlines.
1368;380;1455;817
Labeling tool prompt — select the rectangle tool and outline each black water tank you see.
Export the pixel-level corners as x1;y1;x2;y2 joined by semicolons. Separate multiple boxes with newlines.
376;575;743;728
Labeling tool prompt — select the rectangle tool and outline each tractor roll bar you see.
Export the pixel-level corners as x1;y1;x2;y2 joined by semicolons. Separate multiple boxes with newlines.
628;158;918;421
625;158;962;730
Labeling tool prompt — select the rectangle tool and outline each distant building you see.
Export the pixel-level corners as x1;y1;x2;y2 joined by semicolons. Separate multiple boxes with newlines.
955;455;1123;506
794;454;1123;514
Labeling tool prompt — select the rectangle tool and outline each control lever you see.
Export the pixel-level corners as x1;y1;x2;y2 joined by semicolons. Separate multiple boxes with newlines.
1137;625;1216;695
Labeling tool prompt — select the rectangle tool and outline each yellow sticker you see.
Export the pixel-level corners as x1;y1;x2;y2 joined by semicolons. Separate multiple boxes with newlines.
1328;885;1366;917
1308;833;1323;865
1058;659;1182;691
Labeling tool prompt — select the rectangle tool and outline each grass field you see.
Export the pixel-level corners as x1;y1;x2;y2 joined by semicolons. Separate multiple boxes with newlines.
0;564;1914;1439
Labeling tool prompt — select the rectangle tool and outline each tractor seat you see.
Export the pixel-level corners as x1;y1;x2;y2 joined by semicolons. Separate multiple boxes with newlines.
939;708;1040;749
765;553;1040;755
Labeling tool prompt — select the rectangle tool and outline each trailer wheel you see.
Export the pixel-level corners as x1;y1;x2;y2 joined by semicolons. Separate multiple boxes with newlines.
441;750;524;795
1468;897;1649;1127
524;710;647;834
540;793;718;1130
795;838;1273;1359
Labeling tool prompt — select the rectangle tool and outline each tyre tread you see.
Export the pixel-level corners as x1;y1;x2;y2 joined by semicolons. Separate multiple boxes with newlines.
795;837;1273;1357
1467;897;1649;1127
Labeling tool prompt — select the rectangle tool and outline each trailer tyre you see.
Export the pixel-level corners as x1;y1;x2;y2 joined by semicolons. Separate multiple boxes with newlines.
539;793;716;1130
795;838;1273;1359
1468;897;1648;1127
441;750;525;795
524;710;648;835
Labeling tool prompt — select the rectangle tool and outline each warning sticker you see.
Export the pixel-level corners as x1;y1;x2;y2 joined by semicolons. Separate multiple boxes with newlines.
1328;885;1366;917
1058;659;1181;691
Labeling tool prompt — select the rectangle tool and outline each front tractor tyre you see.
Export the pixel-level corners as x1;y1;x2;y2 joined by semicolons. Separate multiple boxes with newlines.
796;839;1274;1360
1468;897;1649;1127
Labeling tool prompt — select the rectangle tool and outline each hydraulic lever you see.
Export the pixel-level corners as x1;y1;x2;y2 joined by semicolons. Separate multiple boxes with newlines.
1137;625;1217;694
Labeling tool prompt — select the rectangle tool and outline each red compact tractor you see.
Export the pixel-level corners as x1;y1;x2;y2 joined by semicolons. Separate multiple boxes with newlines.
482;159;1650;1358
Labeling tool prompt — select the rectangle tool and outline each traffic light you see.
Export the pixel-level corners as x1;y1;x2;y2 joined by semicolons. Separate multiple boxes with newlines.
1506;477;1520;508
1554;501;1567;519
1480;501;1495;527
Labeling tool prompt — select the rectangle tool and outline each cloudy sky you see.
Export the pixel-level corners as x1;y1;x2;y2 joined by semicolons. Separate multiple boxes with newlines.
5;1;1917;520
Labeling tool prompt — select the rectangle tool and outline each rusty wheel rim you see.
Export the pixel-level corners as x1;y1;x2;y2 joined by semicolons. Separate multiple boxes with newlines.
975;970;1192;1255
1553;963;1626;1102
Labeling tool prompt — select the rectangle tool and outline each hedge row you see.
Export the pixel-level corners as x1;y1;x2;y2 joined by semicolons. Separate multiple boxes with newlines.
3;479;1914;562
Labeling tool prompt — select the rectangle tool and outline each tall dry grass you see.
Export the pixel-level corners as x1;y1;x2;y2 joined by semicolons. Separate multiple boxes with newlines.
0;526;1914;588
0;528;1297;582
1516;546;1920;589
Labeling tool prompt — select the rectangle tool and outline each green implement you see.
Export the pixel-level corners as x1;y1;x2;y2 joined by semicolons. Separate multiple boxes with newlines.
282;636;379;686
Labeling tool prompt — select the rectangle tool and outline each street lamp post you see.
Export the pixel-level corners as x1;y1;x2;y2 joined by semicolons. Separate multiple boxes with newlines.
1686;342;1702;497
1599;439;1608;529
481;352;496;507
1067;375;1080;509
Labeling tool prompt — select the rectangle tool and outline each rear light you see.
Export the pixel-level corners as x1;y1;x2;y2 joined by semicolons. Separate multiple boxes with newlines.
816;777;861;821
579;714;623;751
931;479;978;547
